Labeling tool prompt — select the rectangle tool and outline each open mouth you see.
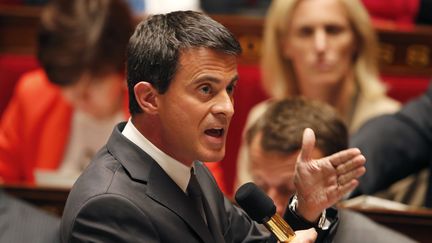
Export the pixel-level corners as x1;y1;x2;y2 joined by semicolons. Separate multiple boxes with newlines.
204;128;224;138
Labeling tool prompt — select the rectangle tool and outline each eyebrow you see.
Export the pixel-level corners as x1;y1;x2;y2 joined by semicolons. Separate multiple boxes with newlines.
194;74;239;86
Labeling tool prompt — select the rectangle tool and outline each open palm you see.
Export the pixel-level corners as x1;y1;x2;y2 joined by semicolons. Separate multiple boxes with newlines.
294;128;366;222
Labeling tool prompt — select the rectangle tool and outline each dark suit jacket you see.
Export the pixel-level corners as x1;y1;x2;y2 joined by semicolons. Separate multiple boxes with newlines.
0;190;60;243
61;122;337;242
351;82;432;206
333;210;416;243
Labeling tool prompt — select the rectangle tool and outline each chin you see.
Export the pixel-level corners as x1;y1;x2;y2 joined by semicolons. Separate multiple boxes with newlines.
198;149;225;162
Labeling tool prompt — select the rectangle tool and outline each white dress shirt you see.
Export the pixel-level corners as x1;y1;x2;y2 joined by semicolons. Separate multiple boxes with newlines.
122;119;192;193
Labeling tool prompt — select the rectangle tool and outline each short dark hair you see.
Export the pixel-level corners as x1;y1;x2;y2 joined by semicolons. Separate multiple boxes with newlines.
246;97;348;157
126;11;242;115
38;0;134;86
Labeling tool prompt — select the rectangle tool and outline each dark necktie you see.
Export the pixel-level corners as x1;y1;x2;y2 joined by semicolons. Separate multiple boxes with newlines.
187;170;207;225
187;168;225;242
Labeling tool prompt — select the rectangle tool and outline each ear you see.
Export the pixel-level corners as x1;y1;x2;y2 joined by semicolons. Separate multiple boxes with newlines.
134;81;159;115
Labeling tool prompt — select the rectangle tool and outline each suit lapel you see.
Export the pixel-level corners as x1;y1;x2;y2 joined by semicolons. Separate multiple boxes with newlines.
146;162;215;243
107;123;216;242
194;163;225;242
201;192;225;243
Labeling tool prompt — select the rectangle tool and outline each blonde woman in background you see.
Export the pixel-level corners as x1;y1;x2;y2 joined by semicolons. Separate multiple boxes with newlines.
236;0;400;187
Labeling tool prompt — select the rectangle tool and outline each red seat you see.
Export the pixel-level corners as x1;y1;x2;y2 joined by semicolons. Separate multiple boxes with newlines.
362;0;420;26
382;75;430;103
218;64;268;197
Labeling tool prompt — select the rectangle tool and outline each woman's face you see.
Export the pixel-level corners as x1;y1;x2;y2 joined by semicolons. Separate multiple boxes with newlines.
61;72;125;119
282;0;356;92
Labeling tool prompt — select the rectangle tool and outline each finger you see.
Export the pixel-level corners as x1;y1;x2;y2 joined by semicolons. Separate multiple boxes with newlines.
337;179;359;196
338;167;366;185
293;228;317;243
336;154;366;174
328;148;361;167
299;128;316;162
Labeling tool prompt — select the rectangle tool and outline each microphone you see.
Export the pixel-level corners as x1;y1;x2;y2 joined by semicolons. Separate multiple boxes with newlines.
235;182;296;242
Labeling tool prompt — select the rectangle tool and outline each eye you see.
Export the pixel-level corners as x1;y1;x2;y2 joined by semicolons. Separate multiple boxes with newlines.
326;25;344;35
199;84;212;95
226;82;236;95
297;27;313;37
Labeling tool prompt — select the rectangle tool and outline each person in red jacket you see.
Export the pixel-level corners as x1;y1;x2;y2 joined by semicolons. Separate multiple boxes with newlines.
0;0;134;185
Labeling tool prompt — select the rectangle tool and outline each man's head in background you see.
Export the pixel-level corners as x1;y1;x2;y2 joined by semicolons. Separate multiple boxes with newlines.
246;97;348;215
38;0;134;119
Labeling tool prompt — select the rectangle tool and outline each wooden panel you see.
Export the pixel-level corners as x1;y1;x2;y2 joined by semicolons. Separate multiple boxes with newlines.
378;25;432;76
0;6;431;76
0;4;41;55
339;205;432;243
213;14;432;77
3;183;69;216
211;15;264;65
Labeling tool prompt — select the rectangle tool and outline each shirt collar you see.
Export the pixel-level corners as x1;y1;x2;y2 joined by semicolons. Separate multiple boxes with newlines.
121;119;191;192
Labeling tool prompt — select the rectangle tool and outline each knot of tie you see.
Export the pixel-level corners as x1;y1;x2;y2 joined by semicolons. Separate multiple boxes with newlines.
187;170;202;197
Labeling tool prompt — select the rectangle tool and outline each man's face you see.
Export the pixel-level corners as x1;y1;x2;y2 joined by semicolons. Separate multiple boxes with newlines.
249;132;324;215
155;48;237;166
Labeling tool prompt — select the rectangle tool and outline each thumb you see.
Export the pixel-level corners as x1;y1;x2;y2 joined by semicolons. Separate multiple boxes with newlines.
299;128;316;163
293;228;317;243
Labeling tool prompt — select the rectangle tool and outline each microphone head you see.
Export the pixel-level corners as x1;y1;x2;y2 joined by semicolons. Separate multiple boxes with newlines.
235;182;276;223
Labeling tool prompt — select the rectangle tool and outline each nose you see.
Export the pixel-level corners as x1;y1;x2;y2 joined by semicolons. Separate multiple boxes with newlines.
212;91;234;119
314;29;327;53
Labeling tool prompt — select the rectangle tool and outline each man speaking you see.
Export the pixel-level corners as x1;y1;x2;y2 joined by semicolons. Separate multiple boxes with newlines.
60;10;365;242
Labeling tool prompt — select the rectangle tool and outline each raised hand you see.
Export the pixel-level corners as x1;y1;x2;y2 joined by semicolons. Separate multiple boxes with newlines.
294;128;366;222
